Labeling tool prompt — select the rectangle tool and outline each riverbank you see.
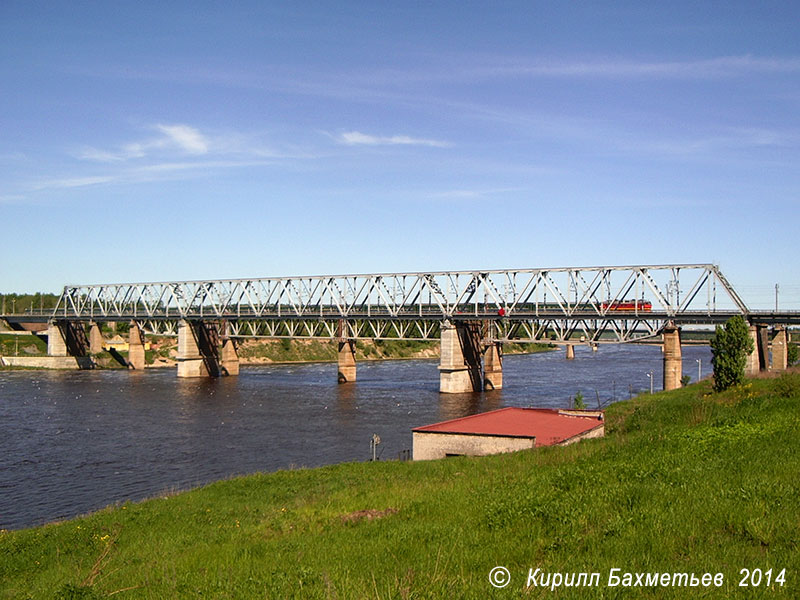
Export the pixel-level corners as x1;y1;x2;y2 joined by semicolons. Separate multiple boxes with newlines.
0;334;554;369
3;373;797;598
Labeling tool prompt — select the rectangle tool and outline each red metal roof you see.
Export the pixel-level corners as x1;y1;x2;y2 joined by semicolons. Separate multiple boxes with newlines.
412;407;603;447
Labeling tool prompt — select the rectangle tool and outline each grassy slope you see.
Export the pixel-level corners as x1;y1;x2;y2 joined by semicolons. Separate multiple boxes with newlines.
0;334;47;357
2;376;798;599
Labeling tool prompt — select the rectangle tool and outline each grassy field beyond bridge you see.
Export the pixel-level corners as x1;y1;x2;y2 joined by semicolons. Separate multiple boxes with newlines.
2;373;798;598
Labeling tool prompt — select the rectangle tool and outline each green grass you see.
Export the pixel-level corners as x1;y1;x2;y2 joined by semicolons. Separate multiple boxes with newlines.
0;333;47;357
2;375;798;598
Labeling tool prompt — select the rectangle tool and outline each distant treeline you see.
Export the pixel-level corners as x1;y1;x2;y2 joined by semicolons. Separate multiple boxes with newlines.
0;293;61;314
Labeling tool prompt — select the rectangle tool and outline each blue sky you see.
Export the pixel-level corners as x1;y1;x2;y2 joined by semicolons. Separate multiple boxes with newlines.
1;1;798;308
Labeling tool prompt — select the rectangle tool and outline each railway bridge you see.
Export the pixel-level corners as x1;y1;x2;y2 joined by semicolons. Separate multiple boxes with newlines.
3;264;798;393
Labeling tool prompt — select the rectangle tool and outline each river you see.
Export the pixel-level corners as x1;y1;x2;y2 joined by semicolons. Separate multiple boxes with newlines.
0;344;711;530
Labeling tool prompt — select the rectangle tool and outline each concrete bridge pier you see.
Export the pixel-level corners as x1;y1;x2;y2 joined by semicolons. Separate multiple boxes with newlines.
220;337;239;376
757;325;770;372
483;342;503;390
337;339;357;383
176;320;237;377
439;321;482;393
745;325;762;376
662;324;682;391
565;344;575;360
89;322;104;355
177;320;209;377
47;322;68;357
128;322;146;370
771;325;788;372
45;321;94;369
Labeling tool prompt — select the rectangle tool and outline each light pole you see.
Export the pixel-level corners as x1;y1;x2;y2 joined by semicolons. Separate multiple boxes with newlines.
646;370;654;394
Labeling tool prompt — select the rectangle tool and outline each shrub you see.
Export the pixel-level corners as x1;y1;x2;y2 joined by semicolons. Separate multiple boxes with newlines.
710;315;754;392
787;343;798;366
774;373;800;399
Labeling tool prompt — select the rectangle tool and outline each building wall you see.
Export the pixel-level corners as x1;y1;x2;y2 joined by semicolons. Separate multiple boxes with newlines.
412;423;605;460
558;424;605;445
412;432;535;461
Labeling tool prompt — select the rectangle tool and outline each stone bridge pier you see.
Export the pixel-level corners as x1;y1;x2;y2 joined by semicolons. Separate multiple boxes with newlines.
771;325;788;372
89;322;104;354
127;322;146;370
177;320;239;378
337;339;357;383
745;323;790;374
45;321;94;369
438;321;501;393
662;324;682;391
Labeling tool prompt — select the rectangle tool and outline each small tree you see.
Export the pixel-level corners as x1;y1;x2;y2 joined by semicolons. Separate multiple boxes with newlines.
710;315;754;392
788;343;798;367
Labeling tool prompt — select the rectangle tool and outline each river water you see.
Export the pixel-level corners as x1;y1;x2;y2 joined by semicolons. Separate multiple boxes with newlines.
0;344;711;530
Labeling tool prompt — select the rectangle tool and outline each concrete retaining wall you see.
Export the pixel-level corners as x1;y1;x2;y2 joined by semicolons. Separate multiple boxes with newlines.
1;356;80;369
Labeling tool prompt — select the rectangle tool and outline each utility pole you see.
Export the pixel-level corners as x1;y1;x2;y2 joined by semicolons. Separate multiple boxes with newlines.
775;283;779;311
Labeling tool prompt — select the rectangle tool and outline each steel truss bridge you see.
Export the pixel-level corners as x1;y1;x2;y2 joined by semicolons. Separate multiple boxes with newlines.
46;264;796;345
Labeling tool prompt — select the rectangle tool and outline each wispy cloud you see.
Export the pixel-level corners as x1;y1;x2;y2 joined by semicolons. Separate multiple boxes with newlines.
465;55;800;80
76;123;210;163
30;160;282;192
427;187;523;201
0;194;28;204
334;131;451;148
31;175;115;191
10;122;325;199
155;124;209;154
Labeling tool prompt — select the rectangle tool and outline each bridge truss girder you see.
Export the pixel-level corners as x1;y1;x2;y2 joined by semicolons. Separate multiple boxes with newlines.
54;264;748;326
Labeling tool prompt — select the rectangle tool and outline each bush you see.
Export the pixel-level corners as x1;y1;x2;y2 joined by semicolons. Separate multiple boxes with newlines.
710;315;754;392
787;343;798;366
774;373;800;399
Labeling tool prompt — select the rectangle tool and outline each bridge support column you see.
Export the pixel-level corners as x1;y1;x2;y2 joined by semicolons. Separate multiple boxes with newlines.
89;322;104;354
662;325;682;391
483;342;503;390
565;344;575;360
439;321;482;393
177;320;209;378
47;322;68;357
757;325;770;372
337;340;357;383
221;337;239;376
45;321;94;368
771;326;788;372
128;322;146;370
745;325;761;376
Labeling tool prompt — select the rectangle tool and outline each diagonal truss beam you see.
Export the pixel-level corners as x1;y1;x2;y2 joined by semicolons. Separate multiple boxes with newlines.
51;264;750;343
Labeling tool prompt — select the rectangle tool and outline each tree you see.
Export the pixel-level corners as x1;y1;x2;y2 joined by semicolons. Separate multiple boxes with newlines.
710;315;754;392
788;342;798;367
